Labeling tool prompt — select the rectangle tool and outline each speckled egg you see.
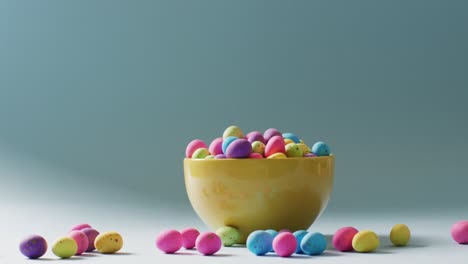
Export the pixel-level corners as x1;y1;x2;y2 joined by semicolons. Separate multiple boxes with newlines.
69;230;89;255
52;237;77;259
214;154;226;159
263;128;282;142
156;229;183;253
186;140;207;158
19;235;47;259
352;230;379;253
95;231;123;254
272;232;297;257
285;143;303;157
297;143;311;154
249;153;263;159
246;131;266;144
205;155;214;159
181;228;200;249
192;148;210;159
209;138;224;156
195;232;222;255
390;224;411;246
265;136;286;157
332;226;358;252
293;230;308;253
82;228;100;252
300;232;327;255
282;133;300;143
251;141;265;156
451;220;468;244
312;141;330;156
267;153;287;159
284;138;295;145
226;139;252;158
216;226;241;246
304;153;316;157
70;223;92;232
222;136;238;154
223;125;244;139
246;230;273;255
265;230;278;252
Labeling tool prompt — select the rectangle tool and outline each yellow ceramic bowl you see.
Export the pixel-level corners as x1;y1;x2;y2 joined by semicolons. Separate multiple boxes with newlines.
183;156;334;243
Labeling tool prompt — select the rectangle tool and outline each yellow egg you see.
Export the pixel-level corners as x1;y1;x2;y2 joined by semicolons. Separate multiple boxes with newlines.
352;230;379;253
297;143;311;154
284;139;295;145
390;224;410;246
52;237;77;259
267;153;287;159
95;231;123;254
223;126;244;139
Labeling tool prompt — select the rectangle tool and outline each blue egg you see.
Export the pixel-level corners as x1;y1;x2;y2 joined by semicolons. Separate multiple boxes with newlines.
300;232;327;255
282;133;301;143
222;136;238;154
246;231;273;256
293;230;308;253
265;229;278;252
312;141;330;156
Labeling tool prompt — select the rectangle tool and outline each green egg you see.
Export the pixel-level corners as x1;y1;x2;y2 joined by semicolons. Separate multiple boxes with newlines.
192;148;210;159
216;226;241;246
52;237;77;259
205;155;214;159
285;143;303;157
223;126;244;139
251;141;265;156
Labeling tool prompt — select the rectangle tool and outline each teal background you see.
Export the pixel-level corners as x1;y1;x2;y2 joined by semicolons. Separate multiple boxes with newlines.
1;0;467;213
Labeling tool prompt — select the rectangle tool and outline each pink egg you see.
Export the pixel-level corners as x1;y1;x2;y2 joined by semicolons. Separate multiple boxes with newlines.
214;154;226;159
195;232;222;255
273;232;297;257
332;226;358;252
70;223;92;232
225;139;252;158
181;228;200;249
451;220;468;244
246;131;266;144
156;229;183;254
208;138;223;156
69;230;89;255
263;128;282;142
248;153;263;159
304;153;316;157
186;140;207;158
81;228;100;252
265;136;286;157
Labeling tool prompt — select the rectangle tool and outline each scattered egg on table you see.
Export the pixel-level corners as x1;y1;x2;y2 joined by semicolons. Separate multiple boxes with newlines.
285;143;303;157
195;232;222;255
180;228;200;249
82;228;100;252
246;131;266;144
332;226;359;252
267;153;287;159
70;223;92;232
95;231;123;254
186;139;207;158
248;152;263;159
451;220;468;244
225;139;252;158
279;229;291;233
251;141;265;156
273;232;297;257
216;226;241;246
263;128;282;142
19;235;48;259
293;230;308;253
246;230;273;255
222;136;238;154
69;230;89;255
156;229;183;253
390;224;411;246
352;230;379;253
52;237;77;259
300;232;327;255
191;148;210;159
209;138;224;156
265;229;278;252
265;136;286;157
312;141;330;156
223;125;244;139
214;154;226;159
282;133;300;143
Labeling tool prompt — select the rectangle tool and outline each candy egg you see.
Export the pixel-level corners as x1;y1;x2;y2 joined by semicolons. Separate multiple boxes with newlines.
226;139;252;158
209;138;223;156
69;230;88;255
282;133;300;143
222;136;238;154
285;143;303;157
156;229;183;253
273;232;297;257
297;143;311;154
451;220;468;244
186;140;207;158
279;229;292;233
251;141;265;156
263;128;282;142
216;226;241;246
265;229;278;252
70;223;92;232
284;139;295;145
95;231;123;254
223;125;244;139
246;131;266;144
390;224;410;246
205;155;214;159
246;230;273;255
248;152;263;159
300;232;327;255
304;153;316;157
52;237;77;259
192;148;210;159
352;230;379;253
332;226;358;252
267;153;287;159
82;228;100;252
293;230;308;253
265;136;286;157
181;228;200;249
195;232;222;255
19;235;47;259
214;154;226;159
312;141;330;156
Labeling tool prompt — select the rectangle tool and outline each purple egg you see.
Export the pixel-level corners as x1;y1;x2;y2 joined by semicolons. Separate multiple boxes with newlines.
264;128;282;142
82;228;100;252
246;131;266;144
19;235;48;259
304;153;316;157
225;139;252;158
214;154;226;159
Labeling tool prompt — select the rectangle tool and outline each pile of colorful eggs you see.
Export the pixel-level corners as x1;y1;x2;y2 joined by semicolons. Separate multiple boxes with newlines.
186;126;331;159
19;223;123;259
